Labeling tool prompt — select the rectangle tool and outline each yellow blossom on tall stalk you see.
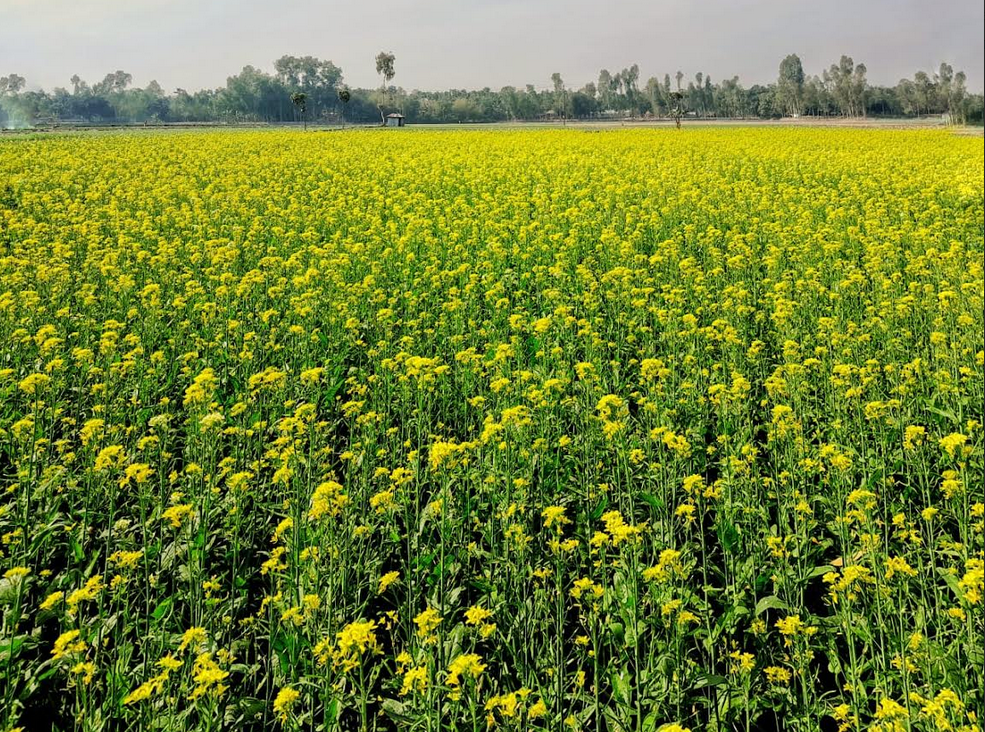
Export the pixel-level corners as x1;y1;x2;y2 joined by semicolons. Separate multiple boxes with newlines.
188;652;229;700
542;505;569;531
903;425;926;451
378;570;400;594
601;510;641;546
51;630;86;660
643;549;688;583
824;565;875;603
464;605;493;626
446;653;486;697
414;607;442;642
273;686;300;722
333;620;380;671
400;665;428;696
308;480;348;519
162;503;195;529
66;575;104;615
178;627;208;654
3;566;29;581
939;432;969;459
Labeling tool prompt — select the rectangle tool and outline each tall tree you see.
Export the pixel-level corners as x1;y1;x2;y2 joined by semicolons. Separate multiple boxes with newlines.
573;85;598;118
375;51;396;124
776;54;805;116
94;70;132;95
937;63;953;114
551;72;567;123
824;56;866;117
499;86;519;120
598;69;616;113
622;64;640;115
951;70;968;123
936;62;967;121
0;74;27;95
803;75;828;116
718;76;746;117
851;61;868;117
913;71;933;114
274;55;343;120
645;76;664;115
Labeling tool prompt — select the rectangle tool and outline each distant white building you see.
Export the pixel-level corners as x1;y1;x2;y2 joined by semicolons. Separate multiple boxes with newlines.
385;113;406;127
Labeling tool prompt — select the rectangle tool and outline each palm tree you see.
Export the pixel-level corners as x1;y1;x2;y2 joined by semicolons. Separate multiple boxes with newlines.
337;87;351;129
670;90;685;129
291;92;307;131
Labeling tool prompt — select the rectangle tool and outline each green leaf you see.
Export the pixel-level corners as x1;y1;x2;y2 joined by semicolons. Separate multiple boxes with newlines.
0;634;29;663
926;405;959;424
235;697;267;721
380;698;412;723
642;710;661;732
939;569;965;602
325;699;340;724
693;671;729;689
610;668;633;706
71;535;85;563
609;621;625;644
754;595;788;616
468;577;495;593
716;518;740;554
802;565;836;582
590;497;609;521
152;597;173;622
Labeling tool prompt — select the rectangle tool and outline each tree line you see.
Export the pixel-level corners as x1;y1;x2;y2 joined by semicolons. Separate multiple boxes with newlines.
2;53;981;128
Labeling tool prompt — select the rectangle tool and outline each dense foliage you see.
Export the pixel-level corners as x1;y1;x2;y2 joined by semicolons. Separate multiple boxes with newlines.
1;55;982;127
0;128;983;732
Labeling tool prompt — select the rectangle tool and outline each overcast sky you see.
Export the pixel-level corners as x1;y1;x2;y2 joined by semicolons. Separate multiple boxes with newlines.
2;0;983;93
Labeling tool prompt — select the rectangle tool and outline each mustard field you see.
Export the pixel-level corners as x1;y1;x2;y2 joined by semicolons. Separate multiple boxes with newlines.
0;128;982;731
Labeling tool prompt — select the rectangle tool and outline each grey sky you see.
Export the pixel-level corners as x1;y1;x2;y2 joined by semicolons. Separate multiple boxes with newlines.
2;0;983;93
